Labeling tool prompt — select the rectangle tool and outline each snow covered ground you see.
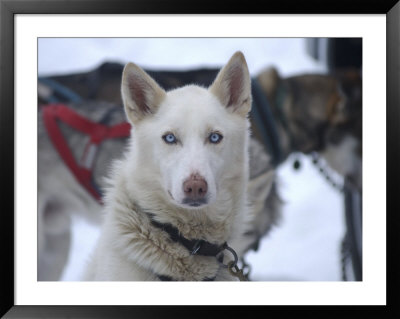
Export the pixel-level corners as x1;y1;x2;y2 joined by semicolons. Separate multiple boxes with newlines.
38;38;346;281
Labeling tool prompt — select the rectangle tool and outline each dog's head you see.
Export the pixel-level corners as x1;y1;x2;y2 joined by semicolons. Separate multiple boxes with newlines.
259;67;350;153
121;52;252;209
257;67;362;188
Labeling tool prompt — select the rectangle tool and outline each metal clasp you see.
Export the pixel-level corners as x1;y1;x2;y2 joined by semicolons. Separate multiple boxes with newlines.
220;243;249;281
191;240;202;255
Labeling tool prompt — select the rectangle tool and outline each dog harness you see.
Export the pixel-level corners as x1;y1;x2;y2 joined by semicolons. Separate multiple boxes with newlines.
251;79;284;167
42;103;131;202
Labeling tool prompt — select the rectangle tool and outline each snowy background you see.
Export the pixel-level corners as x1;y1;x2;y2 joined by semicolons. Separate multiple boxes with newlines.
38;38;346;281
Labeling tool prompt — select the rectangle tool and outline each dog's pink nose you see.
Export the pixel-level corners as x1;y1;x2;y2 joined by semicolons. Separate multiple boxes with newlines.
183;174;208;200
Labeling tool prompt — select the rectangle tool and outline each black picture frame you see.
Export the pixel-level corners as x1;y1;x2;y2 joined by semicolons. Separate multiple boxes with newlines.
1;0;399;317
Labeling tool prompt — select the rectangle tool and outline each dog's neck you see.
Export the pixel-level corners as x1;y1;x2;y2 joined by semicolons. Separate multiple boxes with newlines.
268;82;296;160
148;214;228;256
253;77;295;165
255;76;326;165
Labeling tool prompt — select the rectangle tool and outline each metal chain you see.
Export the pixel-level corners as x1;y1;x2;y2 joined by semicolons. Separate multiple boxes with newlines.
240;257;251;280
310;152;355;282
221;244;249;281
341;237;350;281
311;152;344;193
227;261;248;281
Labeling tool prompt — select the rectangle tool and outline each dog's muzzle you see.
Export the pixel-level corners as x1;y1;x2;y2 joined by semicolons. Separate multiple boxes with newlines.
182;173;208;207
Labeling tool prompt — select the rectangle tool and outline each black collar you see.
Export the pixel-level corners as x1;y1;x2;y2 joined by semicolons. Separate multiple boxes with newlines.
150;218;227;257
143;208;244;281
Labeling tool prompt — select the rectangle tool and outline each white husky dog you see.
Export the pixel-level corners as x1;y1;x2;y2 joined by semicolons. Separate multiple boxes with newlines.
83;52;256;281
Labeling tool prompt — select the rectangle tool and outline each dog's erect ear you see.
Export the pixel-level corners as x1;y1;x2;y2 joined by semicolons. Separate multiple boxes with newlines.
257;66;281;98
209;51;252;117
121;62;166;124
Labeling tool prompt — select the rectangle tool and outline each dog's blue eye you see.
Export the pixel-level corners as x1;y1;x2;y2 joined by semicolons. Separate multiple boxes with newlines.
163;133;177;144
209;132;223;144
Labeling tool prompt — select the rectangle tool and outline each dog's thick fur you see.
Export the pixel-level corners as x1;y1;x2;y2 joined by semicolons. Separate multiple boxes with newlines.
83;52;255;281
